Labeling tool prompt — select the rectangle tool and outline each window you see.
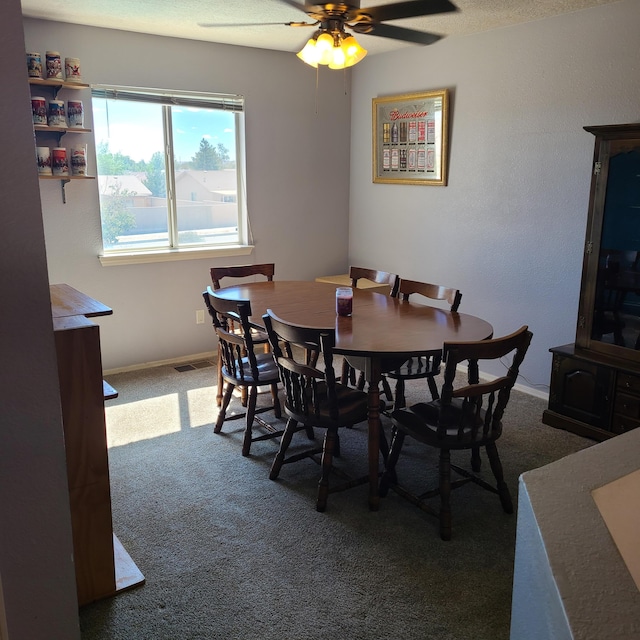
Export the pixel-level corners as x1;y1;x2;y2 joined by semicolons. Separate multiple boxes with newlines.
91;86;248;259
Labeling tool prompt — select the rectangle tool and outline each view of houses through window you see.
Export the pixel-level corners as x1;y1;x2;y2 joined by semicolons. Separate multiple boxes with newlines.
91;86;245;253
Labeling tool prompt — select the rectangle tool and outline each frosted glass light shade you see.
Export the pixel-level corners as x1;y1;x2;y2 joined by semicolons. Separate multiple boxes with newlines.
296;31;367;70
341;35;367;68
296;38;319;67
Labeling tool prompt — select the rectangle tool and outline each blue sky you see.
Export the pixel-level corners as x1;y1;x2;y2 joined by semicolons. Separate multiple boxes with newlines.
91;98;236;164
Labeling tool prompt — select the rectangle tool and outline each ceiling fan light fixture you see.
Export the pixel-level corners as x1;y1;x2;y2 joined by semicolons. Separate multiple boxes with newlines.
297;29;367;70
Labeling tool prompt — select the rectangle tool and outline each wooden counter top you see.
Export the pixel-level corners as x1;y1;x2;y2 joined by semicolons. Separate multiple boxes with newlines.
50;283;112;319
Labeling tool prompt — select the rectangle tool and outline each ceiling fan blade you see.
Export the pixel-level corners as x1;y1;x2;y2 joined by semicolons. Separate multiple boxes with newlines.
276;0;314;13
198;22;294;28
353;0;457;23
352;22;442;45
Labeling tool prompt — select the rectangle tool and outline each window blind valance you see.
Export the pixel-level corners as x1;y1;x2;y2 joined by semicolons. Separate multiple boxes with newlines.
91;85;244;112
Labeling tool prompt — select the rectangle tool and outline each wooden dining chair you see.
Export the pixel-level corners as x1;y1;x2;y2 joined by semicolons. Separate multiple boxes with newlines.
263;309;388;512
384;278;462;411
203;288;283;456
343;266;400;393
380;326;533;540
209;263;274;407
210;263;275;290
349;266;400;297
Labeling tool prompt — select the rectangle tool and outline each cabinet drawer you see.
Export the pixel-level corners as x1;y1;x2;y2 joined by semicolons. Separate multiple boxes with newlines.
617;372;640;394
611;415;640;434
614;392;640;418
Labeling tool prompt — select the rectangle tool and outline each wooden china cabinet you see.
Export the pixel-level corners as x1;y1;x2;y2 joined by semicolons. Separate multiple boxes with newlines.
543;123;640;441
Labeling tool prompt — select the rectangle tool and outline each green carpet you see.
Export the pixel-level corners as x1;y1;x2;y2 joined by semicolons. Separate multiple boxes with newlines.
79;361;592;640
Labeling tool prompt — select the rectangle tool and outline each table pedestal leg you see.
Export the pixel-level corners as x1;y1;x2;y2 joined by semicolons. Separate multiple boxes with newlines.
366;358;382;511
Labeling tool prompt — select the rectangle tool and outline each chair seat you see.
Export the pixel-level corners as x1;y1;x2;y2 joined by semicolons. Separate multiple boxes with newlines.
250;328;269;344
220;351;279;386
285;382;370;428
391;399;503;450
384;356;439;381
227;324;268;345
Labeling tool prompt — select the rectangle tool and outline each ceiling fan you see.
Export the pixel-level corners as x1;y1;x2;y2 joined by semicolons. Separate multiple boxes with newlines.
199;0;459;69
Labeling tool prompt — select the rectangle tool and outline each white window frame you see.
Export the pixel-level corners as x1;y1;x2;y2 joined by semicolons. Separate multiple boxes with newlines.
91;85;253;266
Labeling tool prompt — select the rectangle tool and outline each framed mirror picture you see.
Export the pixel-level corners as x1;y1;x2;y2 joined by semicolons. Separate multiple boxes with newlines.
372;88;449;186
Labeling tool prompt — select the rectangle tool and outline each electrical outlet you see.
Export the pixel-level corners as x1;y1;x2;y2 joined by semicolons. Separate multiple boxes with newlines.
196;309;205;324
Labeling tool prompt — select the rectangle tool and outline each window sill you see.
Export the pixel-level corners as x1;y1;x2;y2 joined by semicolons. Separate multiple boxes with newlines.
98;244;254;266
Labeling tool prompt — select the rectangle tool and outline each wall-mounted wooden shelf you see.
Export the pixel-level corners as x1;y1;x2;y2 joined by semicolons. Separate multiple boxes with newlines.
34;125;91;134
30;77;92;201
39;175;94;180
28;77;89;97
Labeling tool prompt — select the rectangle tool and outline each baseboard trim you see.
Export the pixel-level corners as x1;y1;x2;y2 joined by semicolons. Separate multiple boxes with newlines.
104;351;216;376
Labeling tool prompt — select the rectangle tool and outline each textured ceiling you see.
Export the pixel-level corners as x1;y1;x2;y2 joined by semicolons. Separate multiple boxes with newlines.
21;0;620;56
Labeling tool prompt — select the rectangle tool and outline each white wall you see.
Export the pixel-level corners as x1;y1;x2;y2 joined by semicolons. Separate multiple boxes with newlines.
1;1;80;637
349;0;640;393
23;19;353;370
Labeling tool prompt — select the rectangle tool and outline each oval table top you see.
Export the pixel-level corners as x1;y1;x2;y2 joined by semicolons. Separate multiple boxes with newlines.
214;280;494;358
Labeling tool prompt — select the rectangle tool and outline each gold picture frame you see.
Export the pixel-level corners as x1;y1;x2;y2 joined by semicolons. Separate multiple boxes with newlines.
372;89;449;186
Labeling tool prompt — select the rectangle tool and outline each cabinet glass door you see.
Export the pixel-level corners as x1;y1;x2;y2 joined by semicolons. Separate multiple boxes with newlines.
578;128;640;360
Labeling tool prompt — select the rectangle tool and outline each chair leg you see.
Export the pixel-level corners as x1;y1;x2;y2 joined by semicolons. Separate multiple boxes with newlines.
317;427;338;512
427;375;440;401
471;446;481;472
341;359;351;386
439;449;452;541
379;429;405;497
269;418;298;480
333;432;341;458
485;442;513;513
357;370;392;402
381;377;394;402
214;382;235;433
241;387;258;457
378;424;389;462
393;378;406;411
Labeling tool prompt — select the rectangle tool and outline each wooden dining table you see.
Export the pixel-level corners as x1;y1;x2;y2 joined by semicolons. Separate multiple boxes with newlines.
215;280;494;510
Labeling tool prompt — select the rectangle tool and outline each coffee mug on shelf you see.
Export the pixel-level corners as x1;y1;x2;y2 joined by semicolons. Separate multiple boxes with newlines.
64;57;82;83
70;146;87;176
47;100;66;128
31;96;47;125
67;100;84;128
27;52;42;78
51;147;69;176
45;51;63;79
36;146;52;175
